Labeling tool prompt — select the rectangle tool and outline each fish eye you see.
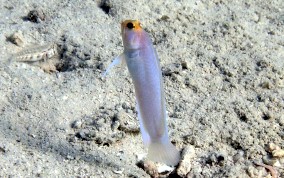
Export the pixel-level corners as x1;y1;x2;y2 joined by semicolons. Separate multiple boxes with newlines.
126;22;135;29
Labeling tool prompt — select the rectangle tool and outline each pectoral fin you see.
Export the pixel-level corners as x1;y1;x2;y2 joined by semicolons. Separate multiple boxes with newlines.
102;53;126;77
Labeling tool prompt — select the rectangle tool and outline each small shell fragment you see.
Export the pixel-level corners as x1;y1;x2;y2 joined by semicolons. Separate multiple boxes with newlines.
157;164;174;173
112;168;124;174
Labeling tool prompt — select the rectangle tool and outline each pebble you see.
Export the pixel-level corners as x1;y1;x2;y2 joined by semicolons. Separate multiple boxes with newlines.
71;120;82;129
139;160;159;178
0;145;7;153
116;112;139;133
27;9;46;23
8;31;24;46
111;120;120;130
177;145;195;177
136;153;147;161
262;155;280;166
160;15;170;21
233;150;245;163
280;157;284;164
162;63;182;76
247;165;260;178
272;149;284;158
267;143;281;152
181;60;190;70
136;159;175;177
267;143;284;158
66;154;75;160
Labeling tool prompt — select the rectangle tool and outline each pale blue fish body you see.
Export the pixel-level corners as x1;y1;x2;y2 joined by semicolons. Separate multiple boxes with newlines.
105;20;180;166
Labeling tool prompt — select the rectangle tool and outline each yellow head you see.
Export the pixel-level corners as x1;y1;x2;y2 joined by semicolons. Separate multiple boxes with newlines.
121;20;142;32
121;20;145;50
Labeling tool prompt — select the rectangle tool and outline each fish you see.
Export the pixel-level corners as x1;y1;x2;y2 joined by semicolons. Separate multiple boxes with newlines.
9;43;58;63
8;43;59;73
104;20;180;166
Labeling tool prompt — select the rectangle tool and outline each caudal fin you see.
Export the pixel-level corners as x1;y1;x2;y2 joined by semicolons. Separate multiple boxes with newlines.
148;141;180;166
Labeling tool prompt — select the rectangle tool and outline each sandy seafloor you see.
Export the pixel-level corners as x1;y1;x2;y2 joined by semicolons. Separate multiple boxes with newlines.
0;0;284;177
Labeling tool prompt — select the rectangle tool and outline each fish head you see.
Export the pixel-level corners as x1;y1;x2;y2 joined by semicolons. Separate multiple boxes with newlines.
121;20;144;50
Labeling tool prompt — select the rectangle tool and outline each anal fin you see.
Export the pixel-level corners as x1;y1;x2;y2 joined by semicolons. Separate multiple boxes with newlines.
136;103;151;146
